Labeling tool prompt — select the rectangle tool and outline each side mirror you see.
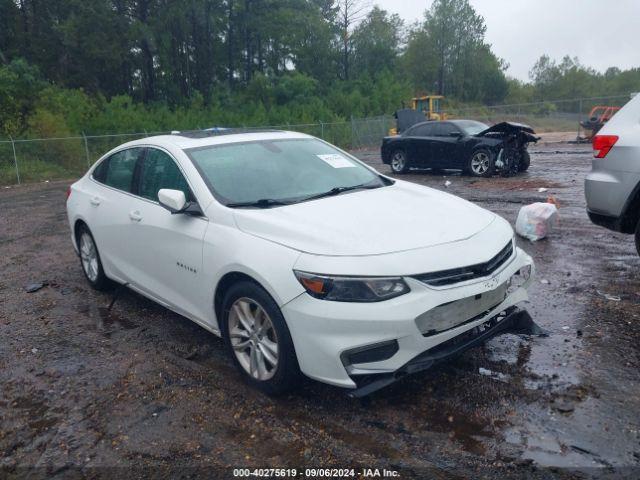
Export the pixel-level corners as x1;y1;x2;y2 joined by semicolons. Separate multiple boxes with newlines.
158;189;187;212
449;131;462;137
158;189;204;216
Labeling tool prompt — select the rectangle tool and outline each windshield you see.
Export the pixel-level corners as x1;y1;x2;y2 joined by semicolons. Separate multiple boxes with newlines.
455;120;489;136
186;138;385;206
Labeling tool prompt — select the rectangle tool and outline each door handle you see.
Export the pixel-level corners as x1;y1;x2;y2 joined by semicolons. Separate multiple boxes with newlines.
90;197;101;206
129;210;142;222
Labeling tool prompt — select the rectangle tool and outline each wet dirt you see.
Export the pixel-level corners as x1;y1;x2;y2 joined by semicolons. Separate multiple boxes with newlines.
1;143;639;478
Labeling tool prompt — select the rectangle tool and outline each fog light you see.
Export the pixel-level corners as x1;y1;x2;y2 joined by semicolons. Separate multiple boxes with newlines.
519;264;532;281
507;264;532;294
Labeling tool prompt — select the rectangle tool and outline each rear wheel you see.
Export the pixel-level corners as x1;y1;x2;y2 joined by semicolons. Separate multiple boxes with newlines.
467;149;494;177
221;281;301;395
77;225;112;291
390;149;409;174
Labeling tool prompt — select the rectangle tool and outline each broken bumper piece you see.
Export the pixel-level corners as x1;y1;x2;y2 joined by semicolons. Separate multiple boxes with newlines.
347;307;546;398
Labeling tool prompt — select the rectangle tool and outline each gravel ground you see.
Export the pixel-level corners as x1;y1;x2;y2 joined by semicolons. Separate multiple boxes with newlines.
1;142;639;479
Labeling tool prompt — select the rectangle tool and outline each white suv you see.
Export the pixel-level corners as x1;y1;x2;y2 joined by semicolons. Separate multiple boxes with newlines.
585;94;640;254
66;130;535;396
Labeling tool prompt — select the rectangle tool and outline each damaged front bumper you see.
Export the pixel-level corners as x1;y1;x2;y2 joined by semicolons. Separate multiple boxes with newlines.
348;306;545;397
283;246;537;395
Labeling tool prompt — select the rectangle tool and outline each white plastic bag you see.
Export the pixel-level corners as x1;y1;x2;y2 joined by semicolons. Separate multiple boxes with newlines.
515;202;558;241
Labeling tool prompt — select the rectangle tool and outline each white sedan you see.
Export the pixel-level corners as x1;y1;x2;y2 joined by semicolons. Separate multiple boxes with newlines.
66;130;536;396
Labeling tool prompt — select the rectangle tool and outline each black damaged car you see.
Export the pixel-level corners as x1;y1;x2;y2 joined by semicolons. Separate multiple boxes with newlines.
381;119;539;177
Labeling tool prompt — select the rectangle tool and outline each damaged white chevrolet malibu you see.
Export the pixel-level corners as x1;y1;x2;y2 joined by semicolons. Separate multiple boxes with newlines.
66;130;537;396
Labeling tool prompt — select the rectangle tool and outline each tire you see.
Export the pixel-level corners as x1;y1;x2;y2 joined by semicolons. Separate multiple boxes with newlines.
466;148;494;177
76;225;112;291
221;281;301;395
390;149;409;174
519;150;531;172
635;221;640;257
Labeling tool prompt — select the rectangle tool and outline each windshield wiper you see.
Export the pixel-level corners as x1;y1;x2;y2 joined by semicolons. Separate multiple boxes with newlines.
226;198;291;208
299;183;381;202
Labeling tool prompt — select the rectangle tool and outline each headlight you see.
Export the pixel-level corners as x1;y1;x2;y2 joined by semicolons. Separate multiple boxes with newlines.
294;271;410;302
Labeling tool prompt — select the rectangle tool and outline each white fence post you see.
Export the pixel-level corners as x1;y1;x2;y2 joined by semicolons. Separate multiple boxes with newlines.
9;136;20;185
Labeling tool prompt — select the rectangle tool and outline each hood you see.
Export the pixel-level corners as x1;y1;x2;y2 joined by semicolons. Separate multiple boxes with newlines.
394;108;427;133
232;182;496;256
477;121;539;142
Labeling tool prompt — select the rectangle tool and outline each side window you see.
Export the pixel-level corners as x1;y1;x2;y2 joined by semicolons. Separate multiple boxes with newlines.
139;148;193;202
92;158;109;183
432;123;451;136
98;148;142;193
407;124;433;137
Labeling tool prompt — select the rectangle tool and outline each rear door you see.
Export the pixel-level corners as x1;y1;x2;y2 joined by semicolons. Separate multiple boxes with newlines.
88;147;143;282
124;147;210;323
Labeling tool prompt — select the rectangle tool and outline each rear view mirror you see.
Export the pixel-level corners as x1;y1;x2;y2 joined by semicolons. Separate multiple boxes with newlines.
158;189;187;213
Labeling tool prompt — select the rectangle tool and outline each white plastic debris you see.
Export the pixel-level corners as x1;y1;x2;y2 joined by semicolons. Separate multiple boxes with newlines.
537;187;548;193
478;367;510;383
444;180;452;187
515;202;558;241
597;290;621;301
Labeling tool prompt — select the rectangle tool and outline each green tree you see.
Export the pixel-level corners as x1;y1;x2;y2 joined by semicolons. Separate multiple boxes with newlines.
0;59;46;135
351;6;403;79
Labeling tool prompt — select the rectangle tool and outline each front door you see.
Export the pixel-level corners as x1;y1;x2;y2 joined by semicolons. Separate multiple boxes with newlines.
125;147;210;323
406;123;436;167
430;122;462;167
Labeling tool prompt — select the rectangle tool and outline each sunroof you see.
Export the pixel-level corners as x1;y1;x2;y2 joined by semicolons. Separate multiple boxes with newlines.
172;128;280;139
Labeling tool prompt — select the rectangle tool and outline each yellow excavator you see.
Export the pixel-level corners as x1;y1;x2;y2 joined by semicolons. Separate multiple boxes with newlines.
389;95;447;135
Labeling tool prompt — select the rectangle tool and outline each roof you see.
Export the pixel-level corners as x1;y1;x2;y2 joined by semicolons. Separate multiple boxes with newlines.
119;130;312;151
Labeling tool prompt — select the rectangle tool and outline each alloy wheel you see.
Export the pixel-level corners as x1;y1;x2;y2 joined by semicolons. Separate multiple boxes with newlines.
80;232;99;282
391;151;406;172
228;297;279;381
471;152;490;175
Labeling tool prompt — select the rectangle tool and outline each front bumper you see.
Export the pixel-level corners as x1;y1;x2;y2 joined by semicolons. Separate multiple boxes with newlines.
348;307;544;397
282;246;535;391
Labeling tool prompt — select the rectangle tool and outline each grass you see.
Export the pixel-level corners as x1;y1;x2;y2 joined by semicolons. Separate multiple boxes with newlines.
0;158;82;186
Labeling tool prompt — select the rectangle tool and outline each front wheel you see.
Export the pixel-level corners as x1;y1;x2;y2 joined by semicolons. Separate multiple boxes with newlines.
221;281;301;395
467;149;494;177
390;149;409;174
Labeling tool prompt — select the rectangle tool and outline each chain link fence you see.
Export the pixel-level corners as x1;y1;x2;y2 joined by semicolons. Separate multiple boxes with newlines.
447;94;634;138
0;94;635;186
0;115;393;186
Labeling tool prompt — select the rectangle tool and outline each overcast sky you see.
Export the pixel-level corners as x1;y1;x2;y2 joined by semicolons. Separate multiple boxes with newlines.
375;0;640;82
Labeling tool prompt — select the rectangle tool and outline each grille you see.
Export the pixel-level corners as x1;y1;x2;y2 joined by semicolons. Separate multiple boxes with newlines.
413;241;513;287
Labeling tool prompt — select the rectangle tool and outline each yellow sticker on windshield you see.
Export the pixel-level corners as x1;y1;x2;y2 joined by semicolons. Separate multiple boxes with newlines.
317;154;355;168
